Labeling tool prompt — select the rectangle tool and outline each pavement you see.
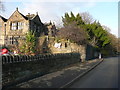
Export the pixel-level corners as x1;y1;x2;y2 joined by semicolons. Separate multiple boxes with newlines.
14;58;103;88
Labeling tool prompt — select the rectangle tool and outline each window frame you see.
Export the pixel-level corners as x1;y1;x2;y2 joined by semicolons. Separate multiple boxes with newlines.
11;21;23;30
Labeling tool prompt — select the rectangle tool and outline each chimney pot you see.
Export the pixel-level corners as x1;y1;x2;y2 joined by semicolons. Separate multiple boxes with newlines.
16;7;18;11
36;12;38;15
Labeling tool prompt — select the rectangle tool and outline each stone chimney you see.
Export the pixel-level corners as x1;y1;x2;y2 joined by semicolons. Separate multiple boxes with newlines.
36;12;38;15
28;13;30;15
16;7;18;11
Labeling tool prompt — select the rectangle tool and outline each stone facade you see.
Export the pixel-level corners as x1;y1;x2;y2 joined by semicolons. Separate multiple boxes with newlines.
0;8;56;46
44;21;57;37
0;16;7;45
46;37;99;61
48;39;86;61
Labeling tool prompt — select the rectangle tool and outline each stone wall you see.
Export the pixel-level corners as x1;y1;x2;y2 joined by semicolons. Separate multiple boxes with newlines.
2;53;80;89
85;44;99;60
47;37;94;62
37;36;99;62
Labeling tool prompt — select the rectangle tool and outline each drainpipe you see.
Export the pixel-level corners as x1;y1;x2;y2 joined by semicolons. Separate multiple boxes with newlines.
4;23;6;46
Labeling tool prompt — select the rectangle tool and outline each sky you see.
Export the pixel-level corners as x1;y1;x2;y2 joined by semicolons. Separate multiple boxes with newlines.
0;0;119;37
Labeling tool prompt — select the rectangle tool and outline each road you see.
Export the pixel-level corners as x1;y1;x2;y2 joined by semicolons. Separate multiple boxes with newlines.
69;57;119;88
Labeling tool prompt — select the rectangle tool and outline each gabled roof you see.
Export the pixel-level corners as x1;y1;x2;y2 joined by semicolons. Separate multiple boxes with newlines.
19;13;28;20
8;7;28;21
0;15;7;22
7;8;42;23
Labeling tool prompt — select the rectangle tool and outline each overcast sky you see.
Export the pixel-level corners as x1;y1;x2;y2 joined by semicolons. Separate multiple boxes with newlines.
1;0;119;37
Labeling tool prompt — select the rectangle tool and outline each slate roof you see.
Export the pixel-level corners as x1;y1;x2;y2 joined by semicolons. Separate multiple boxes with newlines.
0;15;7;22
19;13;28;20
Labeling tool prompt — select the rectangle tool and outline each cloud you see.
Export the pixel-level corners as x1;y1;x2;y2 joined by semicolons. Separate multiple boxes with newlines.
20;1;97;27
22;2;63;25
3;0;118;27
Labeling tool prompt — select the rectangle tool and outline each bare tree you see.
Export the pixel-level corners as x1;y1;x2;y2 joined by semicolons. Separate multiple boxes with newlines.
57;22;87;45
118;38;120;53
107;32;119;52
80;12;94;24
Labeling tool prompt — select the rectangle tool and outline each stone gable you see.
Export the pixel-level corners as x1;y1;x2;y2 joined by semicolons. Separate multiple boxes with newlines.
8;10;26;22
0;8;45;46
0;8;57;46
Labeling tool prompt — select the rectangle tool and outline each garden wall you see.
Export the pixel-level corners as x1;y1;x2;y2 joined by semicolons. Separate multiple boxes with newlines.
2;53;80;89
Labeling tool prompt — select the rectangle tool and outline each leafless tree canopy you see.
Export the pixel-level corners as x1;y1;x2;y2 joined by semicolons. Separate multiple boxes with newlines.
80;12;94;24
57;22;87;45
107;33;120;52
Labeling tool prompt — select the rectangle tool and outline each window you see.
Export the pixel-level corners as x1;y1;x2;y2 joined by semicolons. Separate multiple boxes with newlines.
11;22;23;30
11;22;17;30
34;24;36;31
65;43;67;48
9;36;18;45
10;37;14;44
18;22;23;30
37;26;40;32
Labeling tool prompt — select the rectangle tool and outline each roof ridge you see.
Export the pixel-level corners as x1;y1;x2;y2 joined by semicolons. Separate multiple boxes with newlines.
19;12;28;20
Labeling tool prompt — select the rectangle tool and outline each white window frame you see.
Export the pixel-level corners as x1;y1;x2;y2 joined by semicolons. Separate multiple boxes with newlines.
11;22;23;30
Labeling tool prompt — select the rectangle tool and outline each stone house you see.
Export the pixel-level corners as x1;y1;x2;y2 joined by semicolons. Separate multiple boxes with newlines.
0;15;7;45
44;21;57;37
0;8;56;46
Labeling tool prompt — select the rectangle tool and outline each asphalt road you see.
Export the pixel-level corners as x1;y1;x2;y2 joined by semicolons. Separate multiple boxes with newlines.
69;57;119;88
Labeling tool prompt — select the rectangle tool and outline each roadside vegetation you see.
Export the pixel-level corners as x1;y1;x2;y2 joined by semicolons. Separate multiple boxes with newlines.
57;12;119;57
19;31;37;55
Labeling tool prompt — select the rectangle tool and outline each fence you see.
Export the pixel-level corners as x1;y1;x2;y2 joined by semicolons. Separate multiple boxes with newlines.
2;53;76;64
1;53;80;89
